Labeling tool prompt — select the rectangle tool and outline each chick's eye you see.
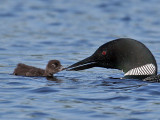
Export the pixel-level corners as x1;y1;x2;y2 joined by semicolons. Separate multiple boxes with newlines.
102;51;106;55
55;63;58;66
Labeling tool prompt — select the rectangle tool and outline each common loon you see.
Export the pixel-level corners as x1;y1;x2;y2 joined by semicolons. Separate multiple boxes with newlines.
67;38;159;81
13;60;64;77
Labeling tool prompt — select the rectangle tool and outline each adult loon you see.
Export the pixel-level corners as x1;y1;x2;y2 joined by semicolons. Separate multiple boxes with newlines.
67;38;159;81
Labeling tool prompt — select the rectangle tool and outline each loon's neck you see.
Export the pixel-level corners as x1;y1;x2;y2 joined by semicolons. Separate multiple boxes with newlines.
124;63;156;76
123;63;157;79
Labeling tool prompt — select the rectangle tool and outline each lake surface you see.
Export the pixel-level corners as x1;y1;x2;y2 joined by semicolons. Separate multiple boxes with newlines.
0;0;160;120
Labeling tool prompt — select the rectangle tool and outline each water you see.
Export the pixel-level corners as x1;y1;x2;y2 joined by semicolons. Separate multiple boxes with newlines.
0;0;160;119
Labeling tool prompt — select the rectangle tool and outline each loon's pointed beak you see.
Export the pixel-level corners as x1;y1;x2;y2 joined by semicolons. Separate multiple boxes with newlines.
66;56;97;71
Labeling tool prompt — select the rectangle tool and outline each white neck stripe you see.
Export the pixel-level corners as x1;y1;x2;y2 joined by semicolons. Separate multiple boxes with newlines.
124;63;156;76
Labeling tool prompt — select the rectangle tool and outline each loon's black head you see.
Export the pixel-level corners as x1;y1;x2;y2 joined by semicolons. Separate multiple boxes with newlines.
67;38;157;79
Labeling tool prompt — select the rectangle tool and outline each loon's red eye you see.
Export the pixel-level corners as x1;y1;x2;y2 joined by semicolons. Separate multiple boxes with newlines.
102;51;106;55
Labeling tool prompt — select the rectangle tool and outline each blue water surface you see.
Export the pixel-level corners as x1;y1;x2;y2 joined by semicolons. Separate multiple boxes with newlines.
0;0;160;120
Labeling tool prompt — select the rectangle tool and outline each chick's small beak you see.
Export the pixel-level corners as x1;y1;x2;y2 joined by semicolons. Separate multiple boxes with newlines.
59;66;65;71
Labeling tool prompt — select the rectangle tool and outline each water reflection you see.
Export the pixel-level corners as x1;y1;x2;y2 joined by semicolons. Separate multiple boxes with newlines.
46;76;63;83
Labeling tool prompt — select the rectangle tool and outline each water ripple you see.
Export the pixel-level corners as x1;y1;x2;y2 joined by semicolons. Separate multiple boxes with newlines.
0;0;160;120
29;87;59;94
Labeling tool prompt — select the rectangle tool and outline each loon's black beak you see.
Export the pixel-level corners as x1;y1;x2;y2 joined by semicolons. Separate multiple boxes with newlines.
66;56;97;71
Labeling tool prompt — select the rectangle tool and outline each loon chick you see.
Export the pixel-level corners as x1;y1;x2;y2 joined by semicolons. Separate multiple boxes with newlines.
67;38;158;80
13;60;64;77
